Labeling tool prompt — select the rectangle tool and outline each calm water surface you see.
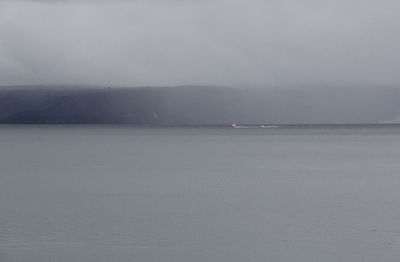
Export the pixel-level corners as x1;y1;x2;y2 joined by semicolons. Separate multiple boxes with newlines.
1;125;400;262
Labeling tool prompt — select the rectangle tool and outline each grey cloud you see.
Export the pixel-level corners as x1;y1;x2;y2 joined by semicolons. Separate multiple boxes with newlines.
1;0;400;87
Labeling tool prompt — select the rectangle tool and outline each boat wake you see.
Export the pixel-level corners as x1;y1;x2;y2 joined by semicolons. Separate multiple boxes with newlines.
230;124;280;129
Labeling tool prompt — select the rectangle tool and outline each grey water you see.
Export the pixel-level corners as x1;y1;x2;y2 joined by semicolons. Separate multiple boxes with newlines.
1;125;400;262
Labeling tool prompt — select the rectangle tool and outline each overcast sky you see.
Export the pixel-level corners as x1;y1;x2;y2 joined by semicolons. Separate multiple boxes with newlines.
0;0;399;87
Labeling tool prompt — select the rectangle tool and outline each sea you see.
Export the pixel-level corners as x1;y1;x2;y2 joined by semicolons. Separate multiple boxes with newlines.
1;125;400;262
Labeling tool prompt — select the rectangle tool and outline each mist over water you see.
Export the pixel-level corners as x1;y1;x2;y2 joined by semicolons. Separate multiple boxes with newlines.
1;0;400;261
1;125;400;262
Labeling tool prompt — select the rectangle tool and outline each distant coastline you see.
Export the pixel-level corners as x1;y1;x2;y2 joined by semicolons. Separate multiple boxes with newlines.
1;85;400;125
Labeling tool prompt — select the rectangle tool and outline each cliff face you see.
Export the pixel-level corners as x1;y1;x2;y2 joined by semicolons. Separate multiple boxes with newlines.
1;86;400;125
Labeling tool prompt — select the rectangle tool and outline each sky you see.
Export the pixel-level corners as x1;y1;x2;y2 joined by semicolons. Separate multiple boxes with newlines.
0;0;399;87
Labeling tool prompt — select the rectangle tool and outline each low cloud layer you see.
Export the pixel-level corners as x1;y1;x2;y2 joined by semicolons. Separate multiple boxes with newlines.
1;0;400;87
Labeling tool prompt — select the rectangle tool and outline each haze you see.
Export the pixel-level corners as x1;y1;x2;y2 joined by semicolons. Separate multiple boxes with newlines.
1;0;400;87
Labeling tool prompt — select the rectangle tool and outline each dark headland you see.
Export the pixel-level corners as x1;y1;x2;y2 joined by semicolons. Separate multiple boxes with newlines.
1;85;400;125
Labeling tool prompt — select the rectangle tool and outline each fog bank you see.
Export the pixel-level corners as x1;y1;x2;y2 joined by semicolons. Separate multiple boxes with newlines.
1;0;400;87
